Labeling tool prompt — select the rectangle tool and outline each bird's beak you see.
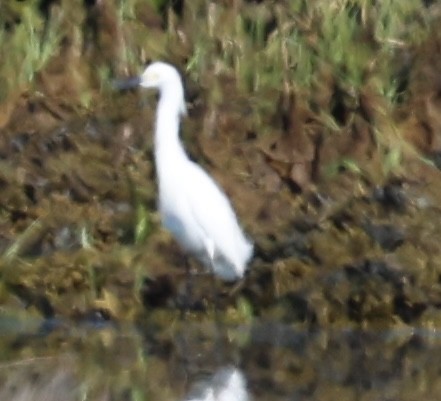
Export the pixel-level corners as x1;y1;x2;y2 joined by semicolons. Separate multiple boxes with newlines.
112;76;141;91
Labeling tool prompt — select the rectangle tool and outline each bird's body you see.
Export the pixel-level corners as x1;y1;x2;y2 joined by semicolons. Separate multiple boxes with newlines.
138;62;253;281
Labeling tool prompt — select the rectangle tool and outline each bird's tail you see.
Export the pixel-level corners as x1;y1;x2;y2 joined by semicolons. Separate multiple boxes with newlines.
212;240;253;281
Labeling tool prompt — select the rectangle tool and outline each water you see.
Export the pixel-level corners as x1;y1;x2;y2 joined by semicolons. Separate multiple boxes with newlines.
0;315;440;400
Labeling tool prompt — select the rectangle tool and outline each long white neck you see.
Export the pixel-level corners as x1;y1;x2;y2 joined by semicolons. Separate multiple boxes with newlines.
154;83;188;174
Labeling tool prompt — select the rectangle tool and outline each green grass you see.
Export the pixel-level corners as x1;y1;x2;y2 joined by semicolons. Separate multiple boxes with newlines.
0;2;61;96
0;0;435;172
175;0;429;115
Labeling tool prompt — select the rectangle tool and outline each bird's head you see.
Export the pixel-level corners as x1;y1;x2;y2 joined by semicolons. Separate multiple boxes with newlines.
139;62;187;115
113;61;187;116
139;62;177;88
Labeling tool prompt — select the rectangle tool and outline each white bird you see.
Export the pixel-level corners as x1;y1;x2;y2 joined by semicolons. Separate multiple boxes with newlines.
133;62;253;281
184;367;249;401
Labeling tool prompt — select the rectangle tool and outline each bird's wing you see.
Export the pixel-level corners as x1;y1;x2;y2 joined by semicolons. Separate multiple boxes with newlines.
186;162;237;226
185;162;249;262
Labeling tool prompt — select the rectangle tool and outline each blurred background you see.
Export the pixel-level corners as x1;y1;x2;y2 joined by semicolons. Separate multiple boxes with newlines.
1;0;441;399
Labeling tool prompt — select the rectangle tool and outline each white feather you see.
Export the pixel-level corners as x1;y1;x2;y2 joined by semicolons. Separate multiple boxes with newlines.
139;62;253;281
183;367;249;401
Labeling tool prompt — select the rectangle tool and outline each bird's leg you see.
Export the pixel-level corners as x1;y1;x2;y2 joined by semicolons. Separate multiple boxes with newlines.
209;268;221;310
203;238;221;308
184;257;194;306
179;258;208;312
226;276;246;298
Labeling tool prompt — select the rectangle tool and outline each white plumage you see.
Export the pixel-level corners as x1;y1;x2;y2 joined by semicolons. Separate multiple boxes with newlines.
137;62;253;281
184;367;249;401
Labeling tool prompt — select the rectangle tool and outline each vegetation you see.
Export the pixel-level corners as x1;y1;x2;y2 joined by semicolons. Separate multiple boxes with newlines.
1;0;441;399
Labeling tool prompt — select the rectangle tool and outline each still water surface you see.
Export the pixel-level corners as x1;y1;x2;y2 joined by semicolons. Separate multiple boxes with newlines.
0;316;439;400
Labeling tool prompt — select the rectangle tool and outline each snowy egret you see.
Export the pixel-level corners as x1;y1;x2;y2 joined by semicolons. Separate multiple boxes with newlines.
127;62;253;281
184;367;249;401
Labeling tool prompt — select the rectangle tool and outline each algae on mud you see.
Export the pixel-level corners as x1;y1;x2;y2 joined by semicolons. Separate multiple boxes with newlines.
0;0;440;332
